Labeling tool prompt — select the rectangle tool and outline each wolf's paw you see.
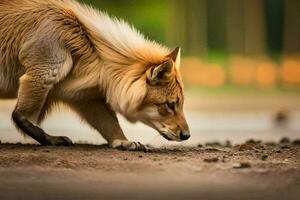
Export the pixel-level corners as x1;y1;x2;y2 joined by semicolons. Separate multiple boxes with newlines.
44;135;73;146
111;140;148;152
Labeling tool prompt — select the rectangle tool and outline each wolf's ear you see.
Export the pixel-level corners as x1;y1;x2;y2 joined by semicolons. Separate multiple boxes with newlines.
146;59;174;85
167;47;181;69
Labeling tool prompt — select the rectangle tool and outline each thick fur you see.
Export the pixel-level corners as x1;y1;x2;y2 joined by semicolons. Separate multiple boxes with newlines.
0;0;189;148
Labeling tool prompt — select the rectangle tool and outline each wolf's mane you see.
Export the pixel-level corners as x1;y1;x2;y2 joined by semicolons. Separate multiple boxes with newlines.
61;0;170;117
65;0;169;65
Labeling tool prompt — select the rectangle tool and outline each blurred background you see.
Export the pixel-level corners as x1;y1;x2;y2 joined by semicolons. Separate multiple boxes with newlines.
1;0;299;145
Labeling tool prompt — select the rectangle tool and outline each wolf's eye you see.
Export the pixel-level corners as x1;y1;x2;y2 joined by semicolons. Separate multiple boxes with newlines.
167;102;176;111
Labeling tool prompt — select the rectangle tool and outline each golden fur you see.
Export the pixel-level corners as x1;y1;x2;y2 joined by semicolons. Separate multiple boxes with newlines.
0;0;189;149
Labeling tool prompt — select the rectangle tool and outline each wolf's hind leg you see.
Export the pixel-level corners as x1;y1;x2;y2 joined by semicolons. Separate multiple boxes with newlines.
67;100;147;151
12;38;73;146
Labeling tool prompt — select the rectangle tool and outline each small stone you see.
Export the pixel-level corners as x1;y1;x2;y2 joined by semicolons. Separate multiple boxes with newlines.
123;157;128;161
281;145;290;149
246;139;261;145
203;157;219;163
238;144;255;151
232;162;251;169
197;144;203;147
292;139;300;145
138;155;143;158
261;154;268;161
280;137;290;144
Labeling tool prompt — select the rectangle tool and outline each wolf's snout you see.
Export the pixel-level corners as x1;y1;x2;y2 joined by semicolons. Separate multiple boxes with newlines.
179;131;190;141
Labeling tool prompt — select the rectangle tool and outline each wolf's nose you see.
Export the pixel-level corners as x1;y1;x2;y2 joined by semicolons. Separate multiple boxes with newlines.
179;131;190;140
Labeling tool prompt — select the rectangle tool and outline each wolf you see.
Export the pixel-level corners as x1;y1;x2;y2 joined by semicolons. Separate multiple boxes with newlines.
0;0;190;150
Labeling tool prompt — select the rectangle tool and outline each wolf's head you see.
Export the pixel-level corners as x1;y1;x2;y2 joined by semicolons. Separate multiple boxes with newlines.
69;3;190;141
121;47;190;141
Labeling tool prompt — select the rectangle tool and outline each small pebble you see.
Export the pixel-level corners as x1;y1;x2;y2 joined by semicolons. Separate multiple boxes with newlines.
238;144;255;151
138;155;143;158
123;158;128;161
246;139;261;145
261;154;268;161
203;157;219;163
281;145;290;149
233;162;251;169
280;137;290;144
292;139;300;145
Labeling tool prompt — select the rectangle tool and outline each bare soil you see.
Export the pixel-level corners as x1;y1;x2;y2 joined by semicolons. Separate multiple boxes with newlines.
0;139;299;200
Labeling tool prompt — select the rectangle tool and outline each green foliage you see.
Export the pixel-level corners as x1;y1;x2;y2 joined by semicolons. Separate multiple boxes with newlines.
80;0;168;43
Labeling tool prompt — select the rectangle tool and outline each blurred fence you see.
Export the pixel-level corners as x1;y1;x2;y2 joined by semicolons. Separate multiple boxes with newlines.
181;56;300;89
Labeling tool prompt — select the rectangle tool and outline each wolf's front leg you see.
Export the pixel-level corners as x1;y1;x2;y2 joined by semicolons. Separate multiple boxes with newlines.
67;100;147;151
12;38;73;146
12;74;72;146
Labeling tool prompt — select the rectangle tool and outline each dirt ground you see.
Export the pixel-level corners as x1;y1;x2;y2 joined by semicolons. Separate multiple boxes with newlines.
0;139;299;200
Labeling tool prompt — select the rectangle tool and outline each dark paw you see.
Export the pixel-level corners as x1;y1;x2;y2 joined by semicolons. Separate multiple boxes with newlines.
45;135;73;146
